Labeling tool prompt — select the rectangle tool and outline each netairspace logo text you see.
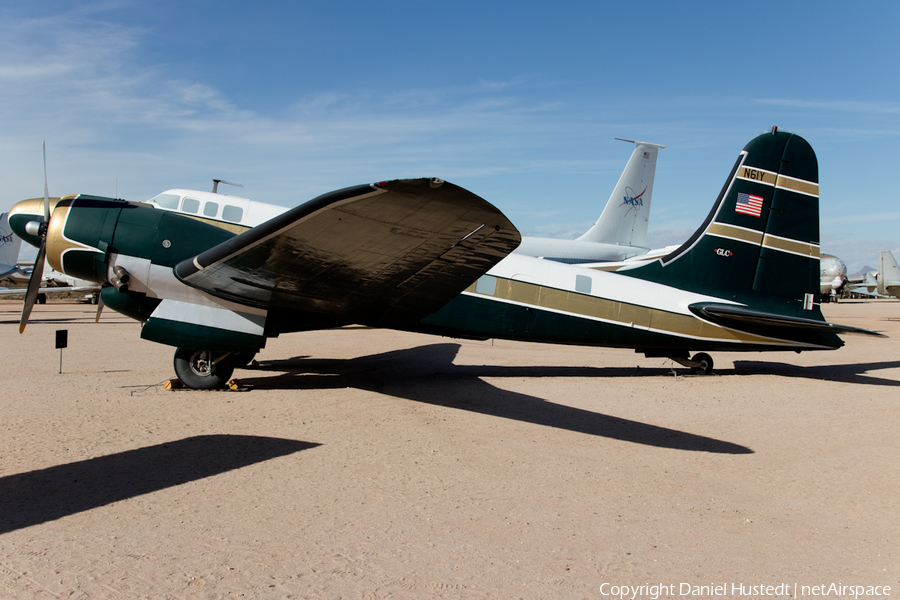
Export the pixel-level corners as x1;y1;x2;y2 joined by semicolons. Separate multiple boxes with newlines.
599;583;892;600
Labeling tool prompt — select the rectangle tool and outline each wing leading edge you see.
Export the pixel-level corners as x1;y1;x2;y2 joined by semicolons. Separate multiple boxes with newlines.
174;178;521;327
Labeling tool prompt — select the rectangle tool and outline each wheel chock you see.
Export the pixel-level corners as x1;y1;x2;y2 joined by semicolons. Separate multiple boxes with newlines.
164;379;184;390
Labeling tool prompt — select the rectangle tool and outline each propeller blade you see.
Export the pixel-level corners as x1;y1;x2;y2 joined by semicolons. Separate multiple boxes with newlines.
94;292;104;323
19;241;47;334
42;141;50;223
21;141;53;334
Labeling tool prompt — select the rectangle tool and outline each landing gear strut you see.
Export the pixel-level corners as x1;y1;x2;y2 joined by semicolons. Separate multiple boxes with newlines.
669;352;714;374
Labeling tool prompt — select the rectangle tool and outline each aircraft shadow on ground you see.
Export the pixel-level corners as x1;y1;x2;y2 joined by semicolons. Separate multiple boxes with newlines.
733;360;900;387
240;343;753;455
0;435;317;535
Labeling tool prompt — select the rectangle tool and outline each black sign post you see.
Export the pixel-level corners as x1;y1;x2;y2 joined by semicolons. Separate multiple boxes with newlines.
56;329;68;374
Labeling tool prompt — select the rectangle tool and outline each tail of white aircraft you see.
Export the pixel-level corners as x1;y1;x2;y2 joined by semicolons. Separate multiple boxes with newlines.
878;250;900;297
1;212;23;275
576;139;665;247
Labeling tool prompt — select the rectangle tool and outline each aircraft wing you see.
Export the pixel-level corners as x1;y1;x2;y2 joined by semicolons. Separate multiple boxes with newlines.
174;178;521;327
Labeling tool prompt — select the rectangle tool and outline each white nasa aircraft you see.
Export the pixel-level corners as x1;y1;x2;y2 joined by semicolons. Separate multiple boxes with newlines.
1;212;24;282
513;139;665;262
144;141;665;264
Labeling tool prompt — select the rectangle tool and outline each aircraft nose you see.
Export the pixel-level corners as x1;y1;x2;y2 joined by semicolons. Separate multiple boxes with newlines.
8;197;62;248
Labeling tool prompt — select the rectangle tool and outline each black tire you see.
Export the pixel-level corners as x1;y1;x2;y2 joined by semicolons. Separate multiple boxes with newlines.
173;348;235;390
691;352;714;374
36;293;47;305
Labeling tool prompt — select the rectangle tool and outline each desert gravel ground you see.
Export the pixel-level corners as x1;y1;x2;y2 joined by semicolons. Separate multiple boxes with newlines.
0;298;897;599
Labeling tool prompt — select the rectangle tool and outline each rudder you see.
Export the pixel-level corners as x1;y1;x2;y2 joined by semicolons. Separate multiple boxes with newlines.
622;128;821;314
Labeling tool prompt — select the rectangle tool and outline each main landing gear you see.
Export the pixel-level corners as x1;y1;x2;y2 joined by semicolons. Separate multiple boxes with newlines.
669;352;714;374
173;348;258;390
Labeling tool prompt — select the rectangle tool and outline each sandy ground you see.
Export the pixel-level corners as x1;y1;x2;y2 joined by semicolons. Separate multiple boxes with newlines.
0;298;897;599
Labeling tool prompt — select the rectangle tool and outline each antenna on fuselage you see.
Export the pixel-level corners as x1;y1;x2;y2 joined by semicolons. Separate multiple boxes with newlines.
211;179;243;194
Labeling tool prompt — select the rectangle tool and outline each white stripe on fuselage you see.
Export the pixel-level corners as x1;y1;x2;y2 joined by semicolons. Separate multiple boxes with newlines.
473;253;817;348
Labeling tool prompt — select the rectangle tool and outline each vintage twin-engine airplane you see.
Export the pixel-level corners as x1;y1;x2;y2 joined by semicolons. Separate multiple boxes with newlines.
8;130;881;389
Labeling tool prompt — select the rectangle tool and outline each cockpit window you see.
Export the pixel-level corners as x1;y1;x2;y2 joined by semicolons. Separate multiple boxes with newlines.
181;197;200;214
150;193;180;209
203;201;219;217
222;205;243;223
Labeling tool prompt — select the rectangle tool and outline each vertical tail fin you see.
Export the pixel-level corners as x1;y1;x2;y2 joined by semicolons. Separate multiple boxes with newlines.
878;250;900;297
576;139;665;248
623;128;821;315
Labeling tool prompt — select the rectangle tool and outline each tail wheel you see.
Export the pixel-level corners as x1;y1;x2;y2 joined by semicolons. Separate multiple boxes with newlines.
173;348;235;390
691;352;714;374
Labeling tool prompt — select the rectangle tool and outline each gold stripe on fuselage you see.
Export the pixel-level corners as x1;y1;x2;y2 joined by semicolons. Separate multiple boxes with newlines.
466;277;810;347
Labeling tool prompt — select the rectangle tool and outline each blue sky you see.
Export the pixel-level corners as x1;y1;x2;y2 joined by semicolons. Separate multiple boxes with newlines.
2;0;898;272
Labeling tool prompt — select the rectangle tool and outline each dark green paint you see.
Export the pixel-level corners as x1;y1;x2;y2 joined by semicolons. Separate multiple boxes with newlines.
620;130;822;313
417;291;841;354
141;318;264;352
100;286;161;322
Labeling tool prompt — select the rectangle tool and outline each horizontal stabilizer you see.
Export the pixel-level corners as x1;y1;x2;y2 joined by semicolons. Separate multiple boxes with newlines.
691;303;885;338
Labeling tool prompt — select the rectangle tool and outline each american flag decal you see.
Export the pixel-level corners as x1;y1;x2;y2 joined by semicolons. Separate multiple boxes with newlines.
735;192;764;217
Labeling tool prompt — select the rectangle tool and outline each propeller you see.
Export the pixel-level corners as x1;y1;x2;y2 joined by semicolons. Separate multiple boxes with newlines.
19;141;51;334
95;293;104;323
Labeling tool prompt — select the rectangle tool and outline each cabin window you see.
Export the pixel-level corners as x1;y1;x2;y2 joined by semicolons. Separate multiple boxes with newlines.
476;275;496;295
575;274;592;294
181;197;200;214
222;205;244;223
151;193;179;209
203;201;219;217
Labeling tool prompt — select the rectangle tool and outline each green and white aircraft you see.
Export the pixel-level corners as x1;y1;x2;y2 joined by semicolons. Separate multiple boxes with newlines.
8;129;881;389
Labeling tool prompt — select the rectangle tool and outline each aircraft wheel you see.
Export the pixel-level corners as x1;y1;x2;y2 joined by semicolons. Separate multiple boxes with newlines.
173;348;235;390
37;293;47;305
691;352;714;374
